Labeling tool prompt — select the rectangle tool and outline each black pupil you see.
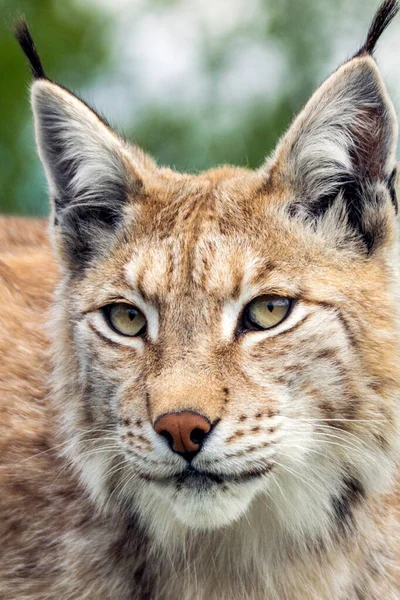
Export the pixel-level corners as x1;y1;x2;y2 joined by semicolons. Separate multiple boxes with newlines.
128;309;137;321
267;302;274;312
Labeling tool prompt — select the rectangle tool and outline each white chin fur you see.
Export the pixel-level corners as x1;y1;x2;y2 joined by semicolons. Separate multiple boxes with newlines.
149;478;264;531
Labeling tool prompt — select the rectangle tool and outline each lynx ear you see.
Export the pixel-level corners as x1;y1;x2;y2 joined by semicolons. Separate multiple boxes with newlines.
31;79;141;268
267;2;399;252
15;21;147;270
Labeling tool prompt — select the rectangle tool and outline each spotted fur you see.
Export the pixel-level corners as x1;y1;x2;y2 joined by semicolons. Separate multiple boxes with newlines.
2;2;400;599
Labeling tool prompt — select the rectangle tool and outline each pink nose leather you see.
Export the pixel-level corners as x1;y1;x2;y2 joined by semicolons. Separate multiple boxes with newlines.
154;412;211;453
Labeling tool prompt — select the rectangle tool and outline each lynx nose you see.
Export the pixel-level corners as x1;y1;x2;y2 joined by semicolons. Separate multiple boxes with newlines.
154;411;211;461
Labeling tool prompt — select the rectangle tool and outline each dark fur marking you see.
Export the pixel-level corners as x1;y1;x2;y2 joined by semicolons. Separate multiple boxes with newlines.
319;400;335;417
108;517;153;599
314;348;338;361
314;301;359;350
137;435;149;444
81;384;96;424
282;313;311;335
14;558;42;579
335;309;360;350
388;167;398;212
291;175;388;254
145;392;151;421
354;585;367;600
332;476;365;535
343;396;361;421
87;321;122;349
222;387;230;405
59;206;126;270
374;433;389;450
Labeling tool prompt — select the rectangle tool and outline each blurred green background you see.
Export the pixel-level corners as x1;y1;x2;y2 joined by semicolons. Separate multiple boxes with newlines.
0;0;398;215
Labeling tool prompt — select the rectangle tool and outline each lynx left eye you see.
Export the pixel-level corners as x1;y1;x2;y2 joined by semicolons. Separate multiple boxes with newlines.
103;303;146;337
242;295;291;332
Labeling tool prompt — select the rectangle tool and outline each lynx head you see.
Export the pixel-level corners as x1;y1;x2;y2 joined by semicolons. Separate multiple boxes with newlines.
15;0;400;546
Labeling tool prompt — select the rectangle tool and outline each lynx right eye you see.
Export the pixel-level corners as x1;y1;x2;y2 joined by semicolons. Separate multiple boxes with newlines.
103;303;146;337
240;295;292;333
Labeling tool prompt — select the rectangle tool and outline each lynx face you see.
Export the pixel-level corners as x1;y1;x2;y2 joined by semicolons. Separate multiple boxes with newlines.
65;184;399;536
18;5;400;541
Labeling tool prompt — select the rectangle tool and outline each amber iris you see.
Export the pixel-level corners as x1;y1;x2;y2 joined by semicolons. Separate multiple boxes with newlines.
104;303;146;337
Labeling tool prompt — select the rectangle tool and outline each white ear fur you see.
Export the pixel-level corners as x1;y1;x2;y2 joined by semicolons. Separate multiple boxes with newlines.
266;56;398;205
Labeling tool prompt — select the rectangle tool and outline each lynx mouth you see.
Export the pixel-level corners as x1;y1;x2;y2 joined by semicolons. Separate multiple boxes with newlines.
142;465;275;530
145;465;274;488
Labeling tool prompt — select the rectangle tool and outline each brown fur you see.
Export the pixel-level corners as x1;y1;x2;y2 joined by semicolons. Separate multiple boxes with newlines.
3;3;400;597
1;158;400;598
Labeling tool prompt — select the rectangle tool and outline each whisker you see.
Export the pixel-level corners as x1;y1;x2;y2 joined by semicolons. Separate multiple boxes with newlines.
274;459;324;493
279;437;368;455
109;469;139;504
296;418;390;423
308;427;379;454
102;459;130;482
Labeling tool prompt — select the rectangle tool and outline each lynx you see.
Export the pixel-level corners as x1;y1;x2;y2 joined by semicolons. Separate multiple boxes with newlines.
2;1;400;598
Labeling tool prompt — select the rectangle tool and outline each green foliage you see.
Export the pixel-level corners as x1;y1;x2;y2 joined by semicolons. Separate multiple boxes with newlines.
129;0;371;173
0;0;111;214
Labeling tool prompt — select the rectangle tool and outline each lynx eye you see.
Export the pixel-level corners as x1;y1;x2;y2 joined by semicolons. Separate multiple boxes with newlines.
103;303;146;337
242;295;291;332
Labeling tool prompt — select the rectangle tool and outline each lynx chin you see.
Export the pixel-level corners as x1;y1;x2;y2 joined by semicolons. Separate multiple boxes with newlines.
2;1;400;598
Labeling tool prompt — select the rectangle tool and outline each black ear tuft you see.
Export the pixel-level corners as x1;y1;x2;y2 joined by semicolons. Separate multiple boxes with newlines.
14;19;46;79
356;0;399;56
